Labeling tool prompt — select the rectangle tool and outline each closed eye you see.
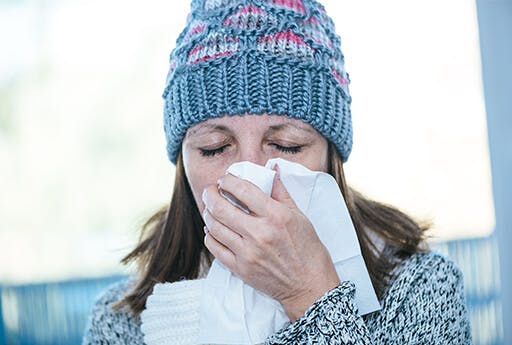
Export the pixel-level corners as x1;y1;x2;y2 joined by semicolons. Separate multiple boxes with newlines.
199;143;303;157
199;145;228;157
272;144;303;154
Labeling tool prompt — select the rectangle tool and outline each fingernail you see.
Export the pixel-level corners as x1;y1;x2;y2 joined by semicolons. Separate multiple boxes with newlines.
273;164;280;180
203;226;209;234
202;189;207;204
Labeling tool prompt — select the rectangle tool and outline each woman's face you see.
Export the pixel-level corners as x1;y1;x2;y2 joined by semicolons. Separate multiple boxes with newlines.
182;114;329;213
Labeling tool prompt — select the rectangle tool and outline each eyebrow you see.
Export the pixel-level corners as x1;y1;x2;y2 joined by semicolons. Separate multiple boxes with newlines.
187;123;230;137
267;122;316;134
187;120;316;137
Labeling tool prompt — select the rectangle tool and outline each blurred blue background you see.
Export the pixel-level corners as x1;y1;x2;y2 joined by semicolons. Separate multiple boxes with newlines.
1;0;510;344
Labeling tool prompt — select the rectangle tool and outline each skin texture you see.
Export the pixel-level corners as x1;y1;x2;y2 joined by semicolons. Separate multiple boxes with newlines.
181;113;341;322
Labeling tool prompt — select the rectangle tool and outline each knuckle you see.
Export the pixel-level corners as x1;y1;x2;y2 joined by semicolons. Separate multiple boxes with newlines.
244;252;258;266
223;173;236;187
204;233;211;247
202;209;211;224
237;183;250;198
270;211;291;230
208;221;222;238
257;230;275;246
218;251;230;266
210;200;225;218
203;185;215;201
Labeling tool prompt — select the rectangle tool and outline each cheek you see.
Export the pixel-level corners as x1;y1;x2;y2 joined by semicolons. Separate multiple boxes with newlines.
305;156;327;172
317;139;329;172
318;147;329;172
184;157;226;214
187;172;206;213
302;141;329;172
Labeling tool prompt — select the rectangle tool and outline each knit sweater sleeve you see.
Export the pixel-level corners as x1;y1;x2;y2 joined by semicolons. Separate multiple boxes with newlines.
370;252;472;344
82;279;145;345
265;280;371;345
265;252;472;345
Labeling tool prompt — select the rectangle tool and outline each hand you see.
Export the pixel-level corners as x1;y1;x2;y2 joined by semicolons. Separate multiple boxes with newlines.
202;167;341;321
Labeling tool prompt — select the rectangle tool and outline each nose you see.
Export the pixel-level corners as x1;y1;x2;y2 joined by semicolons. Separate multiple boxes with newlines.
238;143;267;166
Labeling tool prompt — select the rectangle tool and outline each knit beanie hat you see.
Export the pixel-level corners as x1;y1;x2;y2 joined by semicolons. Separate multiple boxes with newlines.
163;0;352;164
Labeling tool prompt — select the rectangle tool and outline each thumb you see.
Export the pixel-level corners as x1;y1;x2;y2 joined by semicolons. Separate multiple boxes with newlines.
270;164;296;208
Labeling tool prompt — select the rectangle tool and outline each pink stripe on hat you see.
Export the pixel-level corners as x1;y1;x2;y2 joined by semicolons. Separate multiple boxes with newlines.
258;29;307;47
271;0;306;14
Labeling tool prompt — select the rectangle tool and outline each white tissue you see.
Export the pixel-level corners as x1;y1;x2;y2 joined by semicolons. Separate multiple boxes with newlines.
227;161;276;195
197;158;380;344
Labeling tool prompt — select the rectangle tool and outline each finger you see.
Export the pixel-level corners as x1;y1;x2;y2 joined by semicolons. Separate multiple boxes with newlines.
202;185;252;237
204;232;236;271
203;209;244;254
217;173;270;216
270;164;297;208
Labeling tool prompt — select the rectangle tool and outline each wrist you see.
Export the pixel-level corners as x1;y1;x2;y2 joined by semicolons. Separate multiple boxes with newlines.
281;277;341;322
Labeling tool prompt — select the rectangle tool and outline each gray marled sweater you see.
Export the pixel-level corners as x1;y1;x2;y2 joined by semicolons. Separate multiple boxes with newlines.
82;251;472;344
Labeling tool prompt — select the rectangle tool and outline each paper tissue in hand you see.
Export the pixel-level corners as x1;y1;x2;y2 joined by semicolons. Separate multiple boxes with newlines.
199;158;379;344
141;158;380;345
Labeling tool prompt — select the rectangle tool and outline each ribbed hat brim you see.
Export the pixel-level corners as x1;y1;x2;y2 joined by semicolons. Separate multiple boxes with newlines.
163;51;352;163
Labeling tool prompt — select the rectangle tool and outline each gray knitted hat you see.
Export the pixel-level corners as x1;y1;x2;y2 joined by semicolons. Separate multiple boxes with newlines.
163;0;352;164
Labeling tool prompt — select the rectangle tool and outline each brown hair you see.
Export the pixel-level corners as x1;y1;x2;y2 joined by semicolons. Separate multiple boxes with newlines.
116;143;429;314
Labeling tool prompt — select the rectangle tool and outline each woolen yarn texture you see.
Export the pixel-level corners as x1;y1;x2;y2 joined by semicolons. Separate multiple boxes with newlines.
82;251;472;344
162;0;353;164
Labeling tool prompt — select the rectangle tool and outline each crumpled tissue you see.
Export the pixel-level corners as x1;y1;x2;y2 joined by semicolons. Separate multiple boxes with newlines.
141;158;380;345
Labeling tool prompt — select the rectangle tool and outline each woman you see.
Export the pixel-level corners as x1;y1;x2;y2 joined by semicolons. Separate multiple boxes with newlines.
83;0;472;343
